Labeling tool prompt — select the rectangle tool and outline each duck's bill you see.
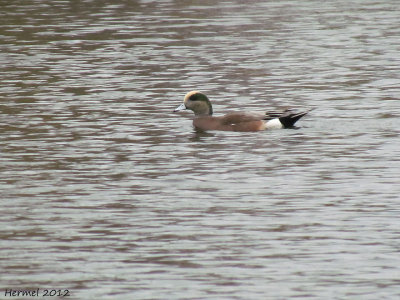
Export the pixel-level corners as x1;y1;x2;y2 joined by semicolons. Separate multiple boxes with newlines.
173;103;186;112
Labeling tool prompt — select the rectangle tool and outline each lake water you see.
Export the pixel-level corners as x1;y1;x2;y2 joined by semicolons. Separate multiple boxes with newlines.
1;0;400;299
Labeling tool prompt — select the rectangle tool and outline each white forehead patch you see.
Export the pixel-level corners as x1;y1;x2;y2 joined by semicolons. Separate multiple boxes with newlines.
184;90;201;101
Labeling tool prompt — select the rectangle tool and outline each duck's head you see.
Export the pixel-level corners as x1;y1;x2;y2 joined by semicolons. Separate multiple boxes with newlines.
173;91;213;116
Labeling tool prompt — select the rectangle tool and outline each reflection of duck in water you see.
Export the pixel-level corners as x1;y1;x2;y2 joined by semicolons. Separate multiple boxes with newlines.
174;91;312;132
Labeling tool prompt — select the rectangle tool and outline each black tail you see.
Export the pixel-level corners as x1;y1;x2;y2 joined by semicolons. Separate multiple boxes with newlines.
278;109;312;128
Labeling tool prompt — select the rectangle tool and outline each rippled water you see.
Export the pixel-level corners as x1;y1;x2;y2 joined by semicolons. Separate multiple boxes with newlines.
1;0;400;299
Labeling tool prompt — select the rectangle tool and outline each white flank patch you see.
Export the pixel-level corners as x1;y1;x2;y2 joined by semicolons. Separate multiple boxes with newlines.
265;118;283;129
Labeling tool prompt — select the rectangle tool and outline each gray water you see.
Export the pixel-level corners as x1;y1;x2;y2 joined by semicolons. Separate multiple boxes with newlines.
1;1;400;299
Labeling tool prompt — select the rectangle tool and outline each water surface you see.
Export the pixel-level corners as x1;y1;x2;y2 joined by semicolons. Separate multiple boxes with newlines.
1;0;400;299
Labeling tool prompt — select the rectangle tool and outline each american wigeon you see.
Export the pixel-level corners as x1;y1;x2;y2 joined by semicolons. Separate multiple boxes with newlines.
174;91;311;132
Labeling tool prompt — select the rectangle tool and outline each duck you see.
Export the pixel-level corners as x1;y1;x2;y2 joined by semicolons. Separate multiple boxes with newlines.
173;91;311;132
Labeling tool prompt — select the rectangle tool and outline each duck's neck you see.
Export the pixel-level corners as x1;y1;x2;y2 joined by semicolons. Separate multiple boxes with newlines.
194;101;213;116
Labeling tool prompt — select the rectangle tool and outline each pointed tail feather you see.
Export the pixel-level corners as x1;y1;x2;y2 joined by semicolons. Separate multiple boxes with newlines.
278;108;313;128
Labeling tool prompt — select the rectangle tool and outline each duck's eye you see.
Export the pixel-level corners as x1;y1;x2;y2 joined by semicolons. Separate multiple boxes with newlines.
189;94;198;101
